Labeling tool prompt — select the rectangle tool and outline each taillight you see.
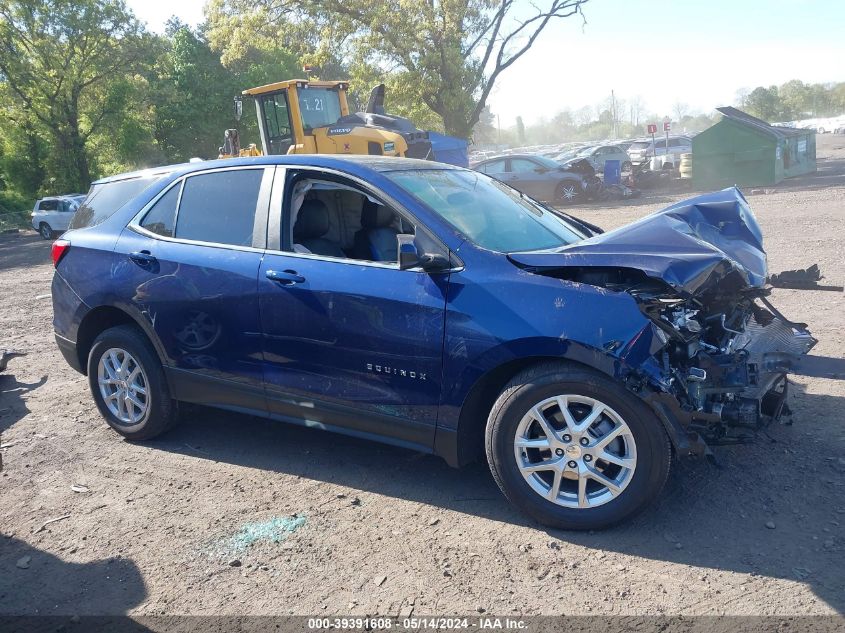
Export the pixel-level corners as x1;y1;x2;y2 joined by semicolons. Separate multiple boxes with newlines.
51;239;70;267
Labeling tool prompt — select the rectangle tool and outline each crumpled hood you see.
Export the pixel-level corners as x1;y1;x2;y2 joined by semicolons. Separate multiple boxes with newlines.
509;187;767;297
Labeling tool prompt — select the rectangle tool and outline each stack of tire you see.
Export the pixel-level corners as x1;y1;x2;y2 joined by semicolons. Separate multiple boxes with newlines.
679;153;693;179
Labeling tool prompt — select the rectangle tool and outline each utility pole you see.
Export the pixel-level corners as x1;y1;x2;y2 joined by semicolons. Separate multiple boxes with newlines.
611;89;617;139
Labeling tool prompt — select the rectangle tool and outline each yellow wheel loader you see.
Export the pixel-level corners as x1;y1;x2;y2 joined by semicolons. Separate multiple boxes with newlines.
218;79;433;160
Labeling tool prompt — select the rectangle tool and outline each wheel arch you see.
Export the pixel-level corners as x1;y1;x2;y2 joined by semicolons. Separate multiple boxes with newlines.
75;305;167;376
442;355;606;468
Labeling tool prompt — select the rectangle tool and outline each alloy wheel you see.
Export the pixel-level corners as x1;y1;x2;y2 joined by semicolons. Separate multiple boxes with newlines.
557;183;579;202
513;394;637;509
97;347;149;425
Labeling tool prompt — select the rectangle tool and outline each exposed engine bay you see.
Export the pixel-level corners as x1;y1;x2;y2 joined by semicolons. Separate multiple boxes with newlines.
634;278;815;445
509;187;845;455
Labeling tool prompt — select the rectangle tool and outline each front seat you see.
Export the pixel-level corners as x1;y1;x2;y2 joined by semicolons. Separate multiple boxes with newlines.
293;199;345;258
353;200;399;262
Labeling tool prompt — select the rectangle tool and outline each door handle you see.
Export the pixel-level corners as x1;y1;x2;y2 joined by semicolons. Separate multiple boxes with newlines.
266;269;306;286
129;250;157;266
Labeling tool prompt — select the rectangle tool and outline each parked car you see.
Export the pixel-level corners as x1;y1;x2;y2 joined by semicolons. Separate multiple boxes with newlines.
564;144;632;173
552;145;589;162
627;136;692;169
51;155;819;529
473;154;587;204
31;194;86;239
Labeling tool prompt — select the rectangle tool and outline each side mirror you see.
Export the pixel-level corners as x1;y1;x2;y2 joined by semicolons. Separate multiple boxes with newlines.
397;234;450;272
233;96;243;122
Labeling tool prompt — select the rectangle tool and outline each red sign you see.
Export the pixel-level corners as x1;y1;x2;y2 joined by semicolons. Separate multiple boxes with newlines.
663;121;671;132
647;124;657;134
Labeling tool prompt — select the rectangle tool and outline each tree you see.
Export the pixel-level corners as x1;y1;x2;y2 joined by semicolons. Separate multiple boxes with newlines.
0;84;47;196
628;95;644;126
0;0;148;191
743;86;780;121
147;22;240;162
672;101;690;122
471;105;498;145
207;0;591;139
515;116;526;145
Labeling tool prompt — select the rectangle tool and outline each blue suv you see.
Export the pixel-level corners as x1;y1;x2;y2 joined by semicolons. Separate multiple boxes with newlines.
51;155;819;529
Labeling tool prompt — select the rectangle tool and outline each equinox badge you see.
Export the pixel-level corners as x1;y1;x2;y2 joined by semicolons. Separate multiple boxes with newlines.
366;363;426;381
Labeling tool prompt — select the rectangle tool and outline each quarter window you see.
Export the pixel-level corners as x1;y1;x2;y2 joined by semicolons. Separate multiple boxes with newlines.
175;170;263;247
140;183;180;237
39;200;58;211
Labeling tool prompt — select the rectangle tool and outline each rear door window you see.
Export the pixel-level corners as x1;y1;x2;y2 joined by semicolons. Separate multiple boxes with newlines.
174;170;263;247
478;159;506;174
510;158;538;173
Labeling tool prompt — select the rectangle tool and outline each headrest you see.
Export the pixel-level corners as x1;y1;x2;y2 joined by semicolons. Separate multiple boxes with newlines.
294;199;330;239
361;200;394;228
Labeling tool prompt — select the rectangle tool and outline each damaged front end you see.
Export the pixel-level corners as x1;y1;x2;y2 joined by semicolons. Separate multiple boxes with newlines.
511;187;845;454
637;283;815;446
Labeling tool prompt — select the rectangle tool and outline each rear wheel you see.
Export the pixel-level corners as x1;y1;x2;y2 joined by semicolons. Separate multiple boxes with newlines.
87;325;176;440
486;362;671;530
555;180;583;205
39;222;54;240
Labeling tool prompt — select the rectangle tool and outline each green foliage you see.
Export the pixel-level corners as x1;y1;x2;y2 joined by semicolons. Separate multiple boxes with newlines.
0;189;31;231
206;0;590;139
148;24;240;161
2;0;841;219
739;80;845;121
0;0;150;191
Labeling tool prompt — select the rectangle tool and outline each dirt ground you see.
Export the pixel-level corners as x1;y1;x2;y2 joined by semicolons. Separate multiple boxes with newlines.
1;136;844;619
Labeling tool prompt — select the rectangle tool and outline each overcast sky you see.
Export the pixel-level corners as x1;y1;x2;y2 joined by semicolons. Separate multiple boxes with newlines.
127;0;845;126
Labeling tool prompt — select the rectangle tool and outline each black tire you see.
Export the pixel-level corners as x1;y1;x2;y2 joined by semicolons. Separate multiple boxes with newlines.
485;362;671;530
554;180;583;205
87;324;176;440
39;222;54;240
622;161;632;172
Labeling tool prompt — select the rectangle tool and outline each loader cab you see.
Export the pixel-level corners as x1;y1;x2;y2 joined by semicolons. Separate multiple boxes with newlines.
247;80;351;155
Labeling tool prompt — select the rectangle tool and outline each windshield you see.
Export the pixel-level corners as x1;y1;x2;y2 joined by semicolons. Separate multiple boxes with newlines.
384;169;586;253
298;87;343;130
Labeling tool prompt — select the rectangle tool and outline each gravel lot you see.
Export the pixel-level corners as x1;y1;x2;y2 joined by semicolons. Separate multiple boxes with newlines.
1;136;844;618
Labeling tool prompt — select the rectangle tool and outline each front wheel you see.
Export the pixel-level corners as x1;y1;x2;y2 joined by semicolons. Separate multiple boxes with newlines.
485;362;671;530
87;324;177;440
555;180;583;205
